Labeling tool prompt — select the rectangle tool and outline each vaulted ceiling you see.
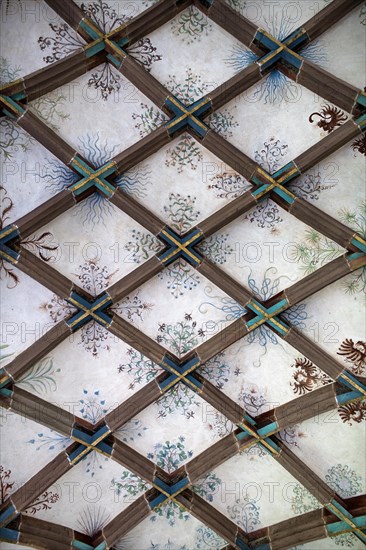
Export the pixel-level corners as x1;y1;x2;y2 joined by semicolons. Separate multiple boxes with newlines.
0;0;365;549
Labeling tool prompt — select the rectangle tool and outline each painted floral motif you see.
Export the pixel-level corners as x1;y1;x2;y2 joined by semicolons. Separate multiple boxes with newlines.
79;389;109;424
0;56;21;84
43;260;152;357
132;103;167;138
31;93;70;131
195;526;226;549
38;2;161;99
0;466;59;513
338;401;366;425
200;268;309;364
77;505;110;537
288;170;336;201
290;483;320;514
24;491;60;515
156;383;200;419
115;418;148;442
166;69;212;106
133;70;237;172
360;3;366;25
111;470;148;497
339;203;366;294
123;229;161;263
225;14;327;104
118;348;161;389
158;259;201;299
0;344;12;363
192;472;222;502
27;429;71;451
227;497;261;532
0;466;14;502
309;104;348;134
334;533;359;547
290;357;332;395
198;352;230;389
337;339;366;376
148;542;188;550
112;291;154;323
239;383;268;416
164;193;200;234
325;464;363;497
147;438;193;525
246;137;288;228
28;395;108;475
198;234;234;265
207;411;235;438
206;107;239;139
166;133;204;173
147;437;193;473
42;134;153;226
0;59;33;159
156;314;206;357
171;6;212;44
0;187;59;287
278;425;306;448
151;501;190;527
290;229;343;275
0;118;32;160
16;356;60;394
208;171;251;199
351;133;366;156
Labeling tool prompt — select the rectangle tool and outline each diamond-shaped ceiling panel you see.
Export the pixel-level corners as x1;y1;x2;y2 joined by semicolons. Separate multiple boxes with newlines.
0;0;365;549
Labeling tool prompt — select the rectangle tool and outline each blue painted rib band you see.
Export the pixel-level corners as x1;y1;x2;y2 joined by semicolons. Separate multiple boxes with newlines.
347;252;364;262
106;53;121;67
261;437;280;453
72;541;94;550
79;20;101;40
149;492;168;510
159;373;178;390
336;391;363;405
181;356;200;373
68;444;89;463
267;317;288;335
281;48;302;69
71;428;92;444
356;92;366;107
85;41;105;57
330;499;353;520
171;477;189;494
154;477;171;494
0;527;19;542
95;440;113;456
283;28;308;49
0;505;16;526
243;414;256;426
257;421;279;437
266;299;288;316
340;371;366;393
92;424;110;441
355;113;366;129
351;237;366;254
1;95;25;114
186;374;202;390
273;185;295;204
0;388;13;398
254;30;278;51
235;536;251;550
11;91;26;101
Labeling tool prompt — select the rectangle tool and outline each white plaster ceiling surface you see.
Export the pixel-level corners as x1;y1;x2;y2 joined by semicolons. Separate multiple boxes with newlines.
0;0;365;549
